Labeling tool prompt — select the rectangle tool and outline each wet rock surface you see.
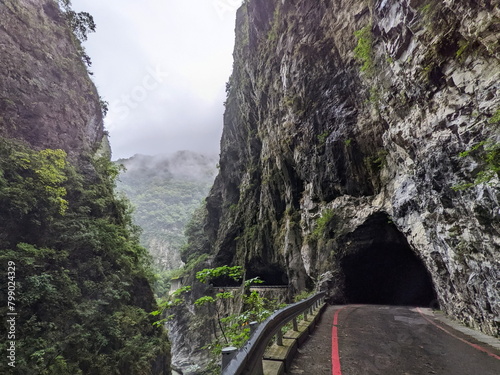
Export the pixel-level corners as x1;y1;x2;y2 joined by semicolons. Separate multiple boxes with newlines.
0;0;104;159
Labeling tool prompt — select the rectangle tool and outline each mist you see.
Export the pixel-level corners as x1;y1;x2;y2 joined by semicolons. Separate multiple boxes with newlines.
117;151;219;183
70;0;240;160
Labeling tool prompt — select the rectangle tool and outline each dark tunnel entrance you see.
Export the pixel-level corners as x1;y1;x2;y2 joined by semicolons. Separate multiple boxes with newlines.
340;213;437;307
246;260;289;286
209;259;289;287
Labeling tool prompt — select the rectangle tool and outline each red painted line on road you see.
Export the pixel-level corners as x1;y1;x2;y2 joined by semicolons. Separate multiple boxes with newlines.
416;307;500;361
332;306;350;375
332;325;341;375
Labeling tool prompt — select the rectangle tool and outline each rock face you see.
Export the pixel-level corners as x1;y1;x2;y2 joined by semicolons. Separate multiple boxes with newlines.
0;0;104;159
178;1;499;361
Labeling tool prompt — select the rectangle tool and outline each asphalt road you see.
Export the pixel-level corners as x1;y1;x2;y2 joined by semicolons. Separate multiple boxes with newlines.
289;305;500;375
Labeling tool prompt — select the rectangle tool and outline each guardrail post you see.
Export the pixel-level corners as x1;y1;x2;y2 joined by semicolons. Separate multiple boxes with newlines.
221;292;326;375
221;347;238;370
250;321;259;335
276;328;283;346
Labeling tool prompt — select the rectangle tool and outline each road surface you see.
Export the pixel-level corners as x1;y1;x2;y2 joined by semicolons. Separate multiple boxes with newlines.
289;305;500;375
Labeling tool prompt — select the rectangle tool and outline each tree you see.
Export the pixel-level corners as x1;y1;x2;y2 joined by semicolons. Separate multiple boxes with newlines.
57;0;96;66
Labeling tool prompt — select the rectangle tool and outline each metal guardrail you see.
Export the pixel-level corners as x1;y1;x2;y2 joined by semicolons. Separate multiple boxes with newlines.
221;291;326;375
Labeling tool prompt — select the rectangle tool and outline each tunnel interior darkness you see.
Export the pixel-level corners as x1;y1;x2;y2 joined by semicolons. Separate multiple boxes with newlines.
246;260;289;285
340;213;437;306
210;259;289;287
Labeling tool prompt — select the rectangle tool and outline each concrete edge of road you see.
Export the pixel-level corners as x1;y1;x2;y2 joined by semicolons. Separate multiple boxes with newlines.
416;308;500;351
262;303;327;375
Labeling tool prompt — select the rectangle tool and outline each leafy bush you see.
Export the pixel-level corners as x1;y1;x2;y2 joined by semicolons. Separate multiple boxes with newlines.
489;109;500;124
153;265;283;371
0;138;169;374
354;24;374;75
453;140;500;190
311;209;335;240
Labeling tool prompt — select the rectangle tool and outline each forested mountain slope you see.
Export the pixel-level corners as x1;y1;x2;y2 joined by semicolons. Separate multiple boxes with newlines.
116;152;217;270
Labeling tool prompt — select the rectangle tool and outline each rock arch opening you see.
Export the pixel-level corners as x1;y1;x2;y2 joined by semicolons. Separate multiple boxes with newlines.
209;260;289;287
246;260;289;286
340;213;437;306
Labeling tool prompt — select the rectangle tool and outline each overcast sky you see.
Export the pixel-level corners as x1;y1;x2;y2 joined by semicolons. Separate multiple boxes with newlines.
71;0;240;160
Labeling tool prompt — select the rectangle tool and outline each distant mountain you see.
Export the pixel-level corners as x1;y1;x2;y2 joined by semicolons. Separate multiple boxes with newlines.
116;151;217;270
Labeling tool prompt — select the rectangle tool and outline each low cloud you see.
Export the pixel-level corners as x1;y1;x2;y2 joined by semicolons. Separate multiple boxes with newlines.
71;0;238;159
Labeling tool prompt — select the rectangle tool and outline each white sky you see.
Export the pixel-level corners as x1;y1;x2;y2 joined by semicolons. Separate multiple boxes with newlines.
71;0;241;160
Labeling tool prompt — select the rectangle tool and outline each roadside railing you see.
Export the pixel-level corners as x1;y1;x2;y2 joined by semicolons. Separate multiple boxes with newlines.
221;291;326;375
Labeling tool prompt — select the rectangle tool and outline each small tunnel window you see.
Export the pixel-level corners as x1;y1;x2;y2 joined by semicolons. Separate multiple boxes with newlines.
340;213;437;307
209;260;289;287
246;260;289;286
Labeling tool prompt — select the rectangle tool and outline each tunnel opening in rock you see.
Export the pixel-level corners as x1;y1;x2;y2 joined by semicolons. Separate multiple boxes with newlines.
209;260;289;287
340;213;437;306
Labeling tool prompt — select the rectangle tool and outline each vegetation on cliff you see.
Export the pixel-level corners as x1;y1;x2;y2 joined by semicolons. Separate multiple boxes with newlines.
0;138;170;374
170;3;500;370
156;265;284;374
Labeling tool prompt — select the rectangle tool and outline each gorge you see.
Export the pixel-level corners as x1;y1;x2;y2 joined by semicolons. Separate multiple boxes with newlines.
0;0;499;374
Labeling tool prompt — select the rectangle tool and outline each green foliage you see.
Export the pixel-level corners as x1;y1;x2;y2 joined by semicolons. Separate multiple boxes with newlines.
172;285;192;297
56;0;96;67
0;138;169;374
182;253;210;274
99;97;109;117
311;209;335;241
57;0;96;42
158;265;284;367
180;203;211;264
418;1;442;25
152;285;192;325
455;40;470;61
0;140;69;223
294;290;314;302
354;24;374;75
489;109;500;124
317;132;330;145
453;140;500;190
195;280;282;358
419;3;433;14
267;5;281;42
365;149;389;172
196;265;244;284
244;277;264;287
194;296;216;306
